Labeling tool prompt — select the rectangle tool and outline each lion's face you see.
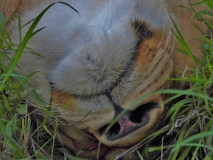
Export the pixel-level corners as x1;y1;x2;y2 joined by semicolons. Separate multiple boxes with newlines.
4;0;206;159
51;27;173;144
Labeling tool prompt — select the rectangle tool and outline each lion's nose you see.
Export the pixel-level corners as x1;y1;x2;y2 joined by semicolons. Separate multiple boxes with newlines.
99;102;158;141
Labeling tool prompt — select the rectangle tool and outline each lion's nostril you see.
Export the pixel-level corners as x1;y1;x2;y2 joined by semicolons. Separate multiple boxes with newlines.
108;122;120;136
99;102;158;141
99;123;120;136
129;102;158;123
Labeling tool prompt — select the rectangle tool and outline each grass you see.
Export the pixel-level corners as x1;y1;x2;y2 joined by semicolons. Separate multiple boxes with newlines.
0;1;213;160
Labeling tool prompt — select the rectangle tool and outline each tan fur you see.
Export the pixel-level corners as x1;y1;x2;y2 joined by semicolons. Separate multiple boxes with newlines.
168;0;206;70
0;0;20;19
2;0;208;159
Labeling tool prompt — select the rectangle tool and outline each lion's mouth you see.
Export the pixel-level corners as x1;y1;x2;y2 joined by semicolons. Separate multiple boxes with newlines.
99;102;158;141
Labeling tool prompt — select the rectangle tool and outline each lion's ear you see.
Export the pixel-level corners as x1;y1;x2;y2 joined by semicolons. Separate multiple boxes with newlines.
0;0;20;19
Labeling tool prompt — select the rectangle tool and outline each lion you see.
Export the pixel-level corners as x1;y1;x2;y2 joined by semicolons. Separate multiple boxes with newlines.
1;0;208;159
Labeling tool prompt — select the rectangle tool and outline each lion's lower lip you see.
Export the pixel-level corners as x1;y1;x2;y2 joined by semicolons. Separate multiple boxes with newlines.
99;102;158;141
